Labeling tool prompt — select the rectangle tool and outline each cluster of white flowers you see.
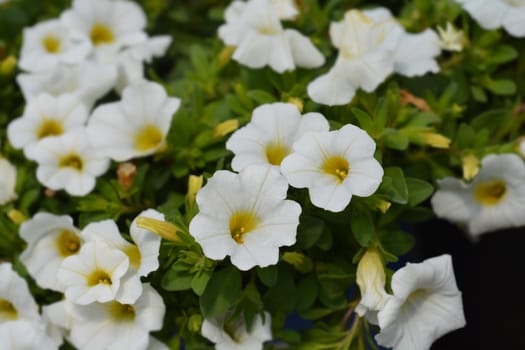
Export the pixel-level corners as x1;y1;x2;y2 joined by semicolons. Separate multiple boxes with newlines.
7;0;178;197
11;209;168;350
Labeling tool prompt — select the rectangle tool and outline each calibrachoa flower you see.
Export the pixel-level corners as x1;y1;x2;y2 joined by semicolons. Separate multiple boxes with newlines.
86;80;180;161
68;284;165;350
218;0;324;72
19;212;82;292
0;320;57;350
17;61;118;107
281;124;384;212
42;300;72;347
226;102;329;171
454;0;525;37
355;248;388;324
7;93;88;159
0;157;17;205
189;165;301;270
431;153;525;237
61;0;147;63
375;254;466;350
81;209;164;303
0;262;40;324
308;8;440;106
19;19;91;72
201;312;272;350
57;240;130;305
31;130;110;196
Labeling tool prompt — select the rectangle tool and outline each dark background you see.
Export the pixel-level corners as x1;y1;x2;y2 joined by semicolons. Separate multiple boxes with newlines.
414;218;525;350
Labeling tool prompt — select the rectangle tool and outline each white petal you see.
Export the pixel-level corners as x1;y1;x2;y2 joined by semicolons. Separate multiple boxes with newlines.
394;29;441;77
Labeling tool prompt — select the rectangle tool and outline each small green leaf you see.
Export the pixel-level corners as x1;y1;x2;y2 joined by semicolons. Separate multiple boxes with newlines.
385;131;409;150
379;229;415;256
295;277;318;312
351;208;374;247
162;263;194;291
295;216;324;249
246;90;276;104
351;107;374;132
406;178;434;207
256;265;278;288
380;167;409;204
200;266;242;318
486;45;518;64
483;78;516;95
191;270;212;296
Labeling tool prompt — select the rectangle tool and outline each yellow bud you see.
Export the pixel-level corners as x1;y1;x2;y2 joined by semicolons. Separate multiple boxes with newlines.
7;209;26;225
356;248;387;311
135;217;182;242
187;314;203;333
287;97;303;112
213;119;239;139
462;154;480;181
219;46;236;67
0;55;17;75
187;174;203;208
281;252;312;273
375;200;391;213
419;132;451;149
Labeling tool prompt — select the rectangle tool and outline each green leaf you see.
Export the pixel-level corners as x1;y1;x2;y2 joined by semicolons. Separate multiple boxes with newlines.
380;167;409;204
406;112;440;127
483;78;516;95
384;131;409;150
379;229;415;256
486;45;518;64
246;90;276;104
471;85;487;103
406;178;434;207
295;216;324;250
263;265;296;313
351;107;374;132
351;208;374;247
162;263;194;291
200;266;242;318
295;277;318;312
256;265;278;288
191;270;212;296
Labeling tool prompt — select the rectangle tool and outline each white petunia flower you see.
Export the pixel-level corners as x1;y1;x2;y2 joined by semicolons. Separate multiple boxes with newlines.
307;8;440;106
280;124;383;212
355;248;388;324
431;153;525;237
68;283;165;350
7;93;88;159
19;212;82;292
454;0;525;37
19;19;91;72
42;300;74;347
202;312;272;350
86;80;180;161
61;0;147;63
31;130;110;196
218;0;324;72
0;320;57;350
226;102;329;171
0;262;40;324
81;210;163;303
57;240;130;305
0;157;17;205
375;254;466;350
189;165;301;271
17;61;117;108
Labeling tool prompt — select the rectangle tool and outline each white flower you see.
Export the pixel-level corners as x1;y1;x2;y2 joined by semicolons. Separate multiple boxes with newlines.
42;300;73;347
19;212;82;292
68;283;165;350
218;0;324;72
454;0;525;37
0;157;17;205
280;124;383;212
61;0;147;63
86;80;180;161
31;130;110;196
57;240;130;305
431;153;525;237
19;19;91;72
355;248;388;324
0;262;40;324
7;93;88;159
0;320;57;350
437;22;464;52
17;61;117;108
202;312;272;350
81;210;163;303
226;102;329;171
375;254;466;350
307;8;440;106
189;165;301;271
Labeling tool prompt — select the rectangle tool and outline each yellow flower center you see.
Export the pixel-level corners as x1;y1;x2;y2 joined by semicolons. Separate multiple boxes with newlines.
474;179;507;206
59;153;83;171
90;23;115;46
265;142;290;166
56;230;81;257
322;156;350;183
36;119;63;139
124;245;141;269
229;211;259;244
42;35;61;53
134;124;163;152
87;270;112;286
0;299;18;322
107;302;135;322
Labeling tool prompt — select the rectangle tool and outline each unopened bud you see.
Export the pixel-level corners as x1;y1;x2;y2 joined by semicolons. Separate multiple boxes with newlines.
7;209;25;225
213;119;239;139
287;97;303;112
462;154;479;181
117;162;137;190
187;175;203;208
136;217;182;242
0;55;16;75
420;132;451;149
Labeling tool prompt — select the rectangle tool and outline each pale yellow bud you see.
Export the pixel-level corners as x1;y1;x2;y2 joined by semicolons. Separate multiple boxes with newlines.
7;209;26;225
355;248;388;317
213;119;239;139
375;200;391;213
287;97;303;112
187;174;203;208
420;132;451;149
462;154;480;181
0;55;16;75
135;216;182;242
219;46;236;67
282;252;312;273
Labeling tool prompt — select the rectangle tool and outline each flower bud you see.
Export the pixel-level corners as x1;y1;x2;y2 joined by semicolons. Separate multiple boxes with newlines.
355;248;388;322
